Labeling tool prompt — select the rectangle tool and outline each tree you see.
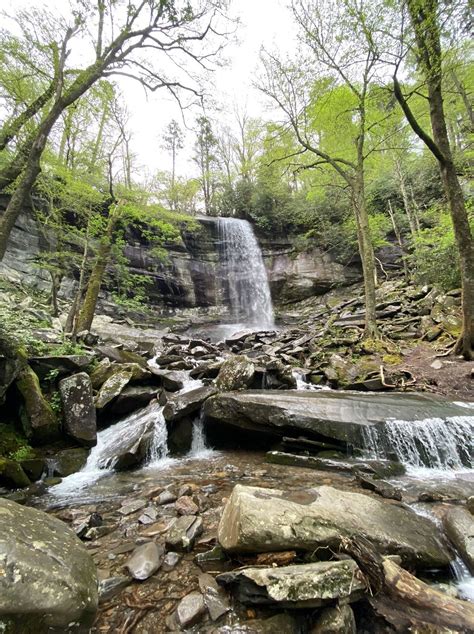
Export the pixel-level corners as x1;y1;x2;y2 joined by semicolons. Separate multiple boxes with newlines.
392;0;473;359
0;0;228;260
193;115;218;214
260;0;398;338
162;120;184;209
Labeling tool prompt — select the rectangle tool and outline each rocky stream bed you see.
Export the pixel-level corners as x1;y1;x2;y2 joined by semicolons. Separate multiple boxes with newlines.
1;272;474;633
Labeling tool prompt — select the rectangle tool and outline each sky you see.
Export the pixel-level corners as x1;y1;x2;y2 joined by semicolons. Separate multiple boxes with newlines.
3;0;297;179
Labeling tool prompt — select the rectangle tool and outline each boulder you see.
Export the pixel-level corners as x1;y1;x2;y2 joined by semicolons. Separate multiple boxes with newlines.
59;372;97;446
216;355;255;391
29;355;93;379
203;390;471;447
95;345;147;366
0;457;30;488
51;448;89;477
16;365;59;443
0;498;98;631
94;367;133;409
218;485;451;568
198;572;231;621
147;367;185;391
217;560;366;608
444;507;474;574
163;385;217;423
108;385;159;415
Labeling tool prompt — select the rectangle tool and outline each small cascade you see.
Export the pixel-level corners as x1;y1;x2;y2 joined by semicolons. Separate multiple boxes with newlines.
218;217;274;330
363;416;474;470
452;558;474;602
188;414;216;459
51;403;168;496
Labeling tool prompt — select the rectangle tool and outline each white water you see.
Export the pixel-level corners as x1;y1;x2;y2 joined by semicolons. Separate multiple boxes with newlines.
363;415;474;471
188;416;216;459
218;217;274;331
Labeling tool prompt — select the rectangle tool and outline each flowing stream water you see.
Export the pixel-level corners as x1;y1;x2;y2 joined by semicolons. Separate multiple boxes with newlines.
218;217;274;331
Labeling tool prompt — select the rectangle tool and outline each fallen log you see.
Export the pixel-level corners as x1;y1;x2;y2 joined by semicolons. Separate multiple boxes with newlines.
340;536;474;633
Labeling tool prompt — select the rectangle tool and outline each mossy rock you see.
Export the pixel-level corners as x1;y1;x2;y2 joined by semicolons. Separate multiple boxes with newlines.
16;365;59;444
0;457;31;488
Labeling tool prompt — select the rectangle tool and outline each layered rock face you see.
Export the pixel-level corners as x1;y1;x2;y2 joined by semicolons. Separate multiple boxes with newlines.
0;202;360;311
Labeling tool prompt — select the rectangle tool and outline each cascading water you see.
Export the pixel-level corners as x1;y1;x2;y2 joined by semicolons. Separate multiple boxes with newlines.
362;415;474;471
50;402;169;497
218;217;274;330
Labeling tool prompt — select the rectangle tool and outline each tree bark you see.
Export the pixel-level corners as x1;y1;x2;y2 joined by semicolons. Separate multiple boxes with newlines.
341;536;474;632
394;0;474;360
353;173;379;338
74;208;118;333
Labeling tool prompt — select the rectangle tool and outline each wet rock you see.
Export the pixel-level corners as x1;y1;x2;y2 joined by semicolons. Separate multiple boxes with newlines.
175;495;199;516
162;551;182;571
98;576;131;602
467;497;474;515
176;591;207;628
138;506;159;524
217;560;366;608
0;498;97;631
310;604;356;633
94;367;133;409
119;498;148;515
216;355;255;391
16;365;59;443
166;515;203;552
199;573;231;621
356;474;403;501
125;541;164;580
19;457;45;481
156;489;178;505
230;613;299;633
266;451;405;478
109;385;159;415
218;484;450;568
190;361;223;380
203;390;469;447
195;545;228;569
163;385;217;423
0;457;30;488
444;507;474;574
59;372;97;446
0;354;23;406
147;367;184;391
52;448;89;477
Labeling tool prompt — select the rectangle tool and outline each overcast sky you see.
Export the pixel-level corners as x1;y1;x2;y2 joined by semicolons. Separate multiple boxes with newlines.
3;0;297;179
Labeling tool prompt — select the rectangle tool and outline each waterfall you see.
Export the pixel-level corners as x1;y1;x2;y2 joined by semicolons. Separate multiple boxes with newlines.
363;415;474;470
218;217;274;330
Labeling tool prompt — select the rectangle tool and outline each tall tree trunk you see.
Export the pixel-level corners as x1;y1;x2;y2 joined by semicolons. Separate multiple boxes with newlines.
74;209;118;333
395;0;474;359
387;199;409;279
394;157;419;237
0;131;37;192
353;174;379;338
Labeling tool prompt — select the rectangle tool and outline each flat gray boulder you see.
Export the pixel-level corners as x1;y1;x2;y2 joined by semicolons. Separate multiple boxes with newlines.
218;484;451;569
203;390;471;446
217;560;366;608
0;499;98;631
163;385;217;423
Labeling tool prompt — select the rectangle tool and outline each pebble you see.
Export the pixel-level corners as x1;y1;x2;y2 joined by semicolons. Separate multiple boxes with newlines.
162;551;182;571
166;515;203;551
156;490;177;505
175;495;199;516
138;506;159;524
119;498;147;515
176;591;207;628
126;542;164;580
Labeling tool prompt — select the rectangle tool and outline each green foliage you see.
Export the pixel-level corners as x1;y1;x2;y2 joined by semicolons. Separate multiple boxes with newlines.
0;425;34;461
410;203;474;290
